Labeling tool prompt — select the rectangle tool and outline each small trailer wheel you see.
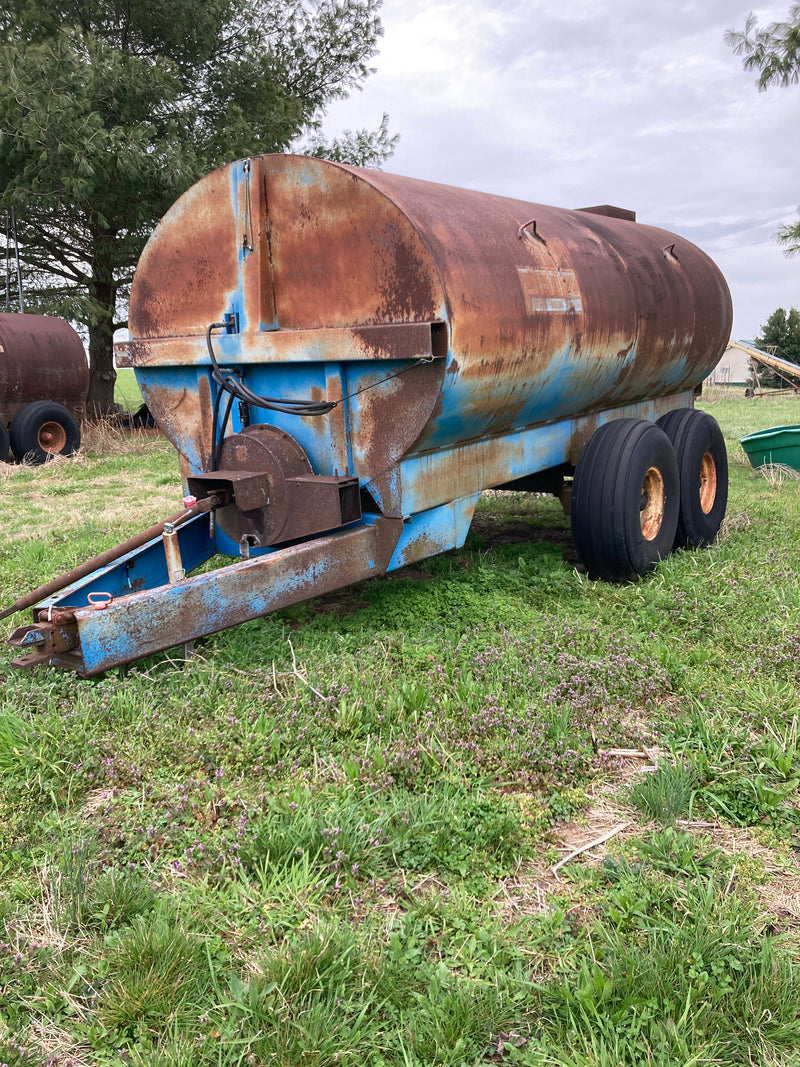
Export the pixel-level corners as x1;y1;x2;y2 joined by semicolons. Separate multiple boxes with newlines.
656;409;728;549
571;418;679;581
9;401;81;464
0;421;9;463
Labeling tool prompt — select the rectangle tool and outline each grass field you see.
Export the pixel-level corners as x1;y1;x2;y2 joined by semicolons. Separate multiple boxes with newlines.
0;391;798;1065
112;368;144;412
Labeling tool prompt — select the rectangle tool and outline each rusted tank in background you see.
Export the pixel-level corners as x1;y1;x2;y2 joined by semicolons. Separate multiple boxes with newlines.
6;155;732;674
0;311;87;463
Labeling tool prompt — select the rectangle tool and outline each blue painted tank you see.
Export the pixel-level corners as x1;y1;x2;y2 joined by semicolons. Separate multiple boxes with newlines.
117;154;731;542
6;155;733;673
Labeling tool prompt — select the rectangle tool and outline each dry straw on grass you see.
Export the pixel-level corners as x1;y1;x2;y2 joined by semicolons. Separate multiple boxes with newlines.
78;416;161;456
719;509;752;538
758;461;800;489
0;423;181;541
1;418;158;477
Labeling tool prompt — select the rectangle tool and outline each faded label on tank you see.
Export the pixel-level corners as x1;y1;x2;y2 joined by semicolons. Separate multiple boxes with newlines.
517;268;582;313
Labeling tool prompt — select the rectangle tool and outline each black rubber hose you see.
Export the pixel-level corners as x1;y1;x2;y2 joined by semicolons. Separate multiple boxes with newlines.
206;323;337;418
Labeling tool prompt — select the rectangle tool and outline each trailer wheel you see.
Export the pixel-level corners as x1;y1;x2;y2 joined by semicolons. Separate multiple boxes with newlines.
656;409;728;548
0;422;9;463
9;401;81;464
571;418;679;581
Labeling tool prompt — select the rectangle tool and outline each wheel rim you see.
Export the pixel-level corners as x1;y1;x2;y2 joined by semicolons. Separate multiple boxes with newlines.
37;421;68;454
640;466;665;541
699;452;717;514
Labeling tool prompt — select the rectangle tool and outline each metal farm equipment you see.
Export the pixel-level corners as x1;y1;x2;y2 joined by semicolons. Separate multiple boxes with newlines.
0;312;87;463
5;154;732;674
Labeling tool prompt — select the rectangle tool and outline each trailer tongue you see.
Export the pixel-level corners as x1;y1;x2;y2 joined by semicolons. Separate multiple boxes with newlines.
8;513;402;675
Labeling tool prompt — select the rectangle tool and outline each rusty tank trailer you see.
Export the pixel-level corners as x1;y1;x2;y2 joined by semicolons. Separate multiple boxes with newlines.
6;154;732;674
0;311;87;463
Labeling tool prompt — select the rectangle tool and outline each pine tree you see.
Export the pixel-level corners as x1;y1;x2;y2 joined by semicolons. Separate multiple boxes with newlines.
0;0;396;412
752;306;800;388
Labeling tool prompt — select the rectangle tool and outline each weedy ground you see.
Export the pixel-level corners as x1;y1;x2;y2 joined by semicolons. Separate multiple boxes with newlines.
0;389;798;1066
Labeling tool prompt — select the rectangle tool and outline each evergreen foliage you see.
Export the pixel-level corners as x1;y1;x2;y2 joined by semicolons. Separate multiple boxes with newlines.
0;0;396;412
752;306;800;388
726;6;800;257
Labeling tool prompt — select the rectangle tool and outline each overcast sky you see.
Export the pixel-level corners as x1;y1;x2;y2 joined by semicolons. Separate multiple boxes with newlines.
324;0;798;343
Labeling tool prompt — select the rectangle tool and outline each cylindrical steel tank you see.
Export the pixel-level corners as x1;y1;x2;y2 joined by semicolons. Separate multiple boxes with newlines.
11;157;735;673
120;154;732;508
0;312;89;423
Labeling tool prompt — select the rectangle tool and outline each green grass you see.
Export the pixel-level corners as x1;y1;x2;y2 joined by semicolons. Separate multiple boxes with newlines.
0;390;798;1065
625;760;697;825
113;366;144;410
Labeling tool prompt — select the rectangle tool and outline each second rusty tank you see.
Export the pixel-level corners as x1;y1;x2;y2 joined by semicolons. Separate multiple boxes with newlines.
0;311;87;462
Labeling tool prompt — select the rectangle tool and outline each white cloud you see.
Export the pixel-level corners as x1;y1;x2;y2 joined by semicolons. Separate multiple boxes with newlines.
323;0;799;338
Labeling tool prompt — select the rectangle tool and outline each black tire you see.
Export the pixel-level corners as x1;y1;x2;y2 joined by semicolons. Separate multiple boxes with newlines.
656;408;727;549
9;401;81;464
0;421;9;463
571;418;679;582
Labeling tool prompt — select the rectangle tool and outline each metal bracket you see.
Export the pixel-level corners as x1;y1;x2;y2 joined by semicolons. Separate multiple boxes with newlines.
8;619;80;668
